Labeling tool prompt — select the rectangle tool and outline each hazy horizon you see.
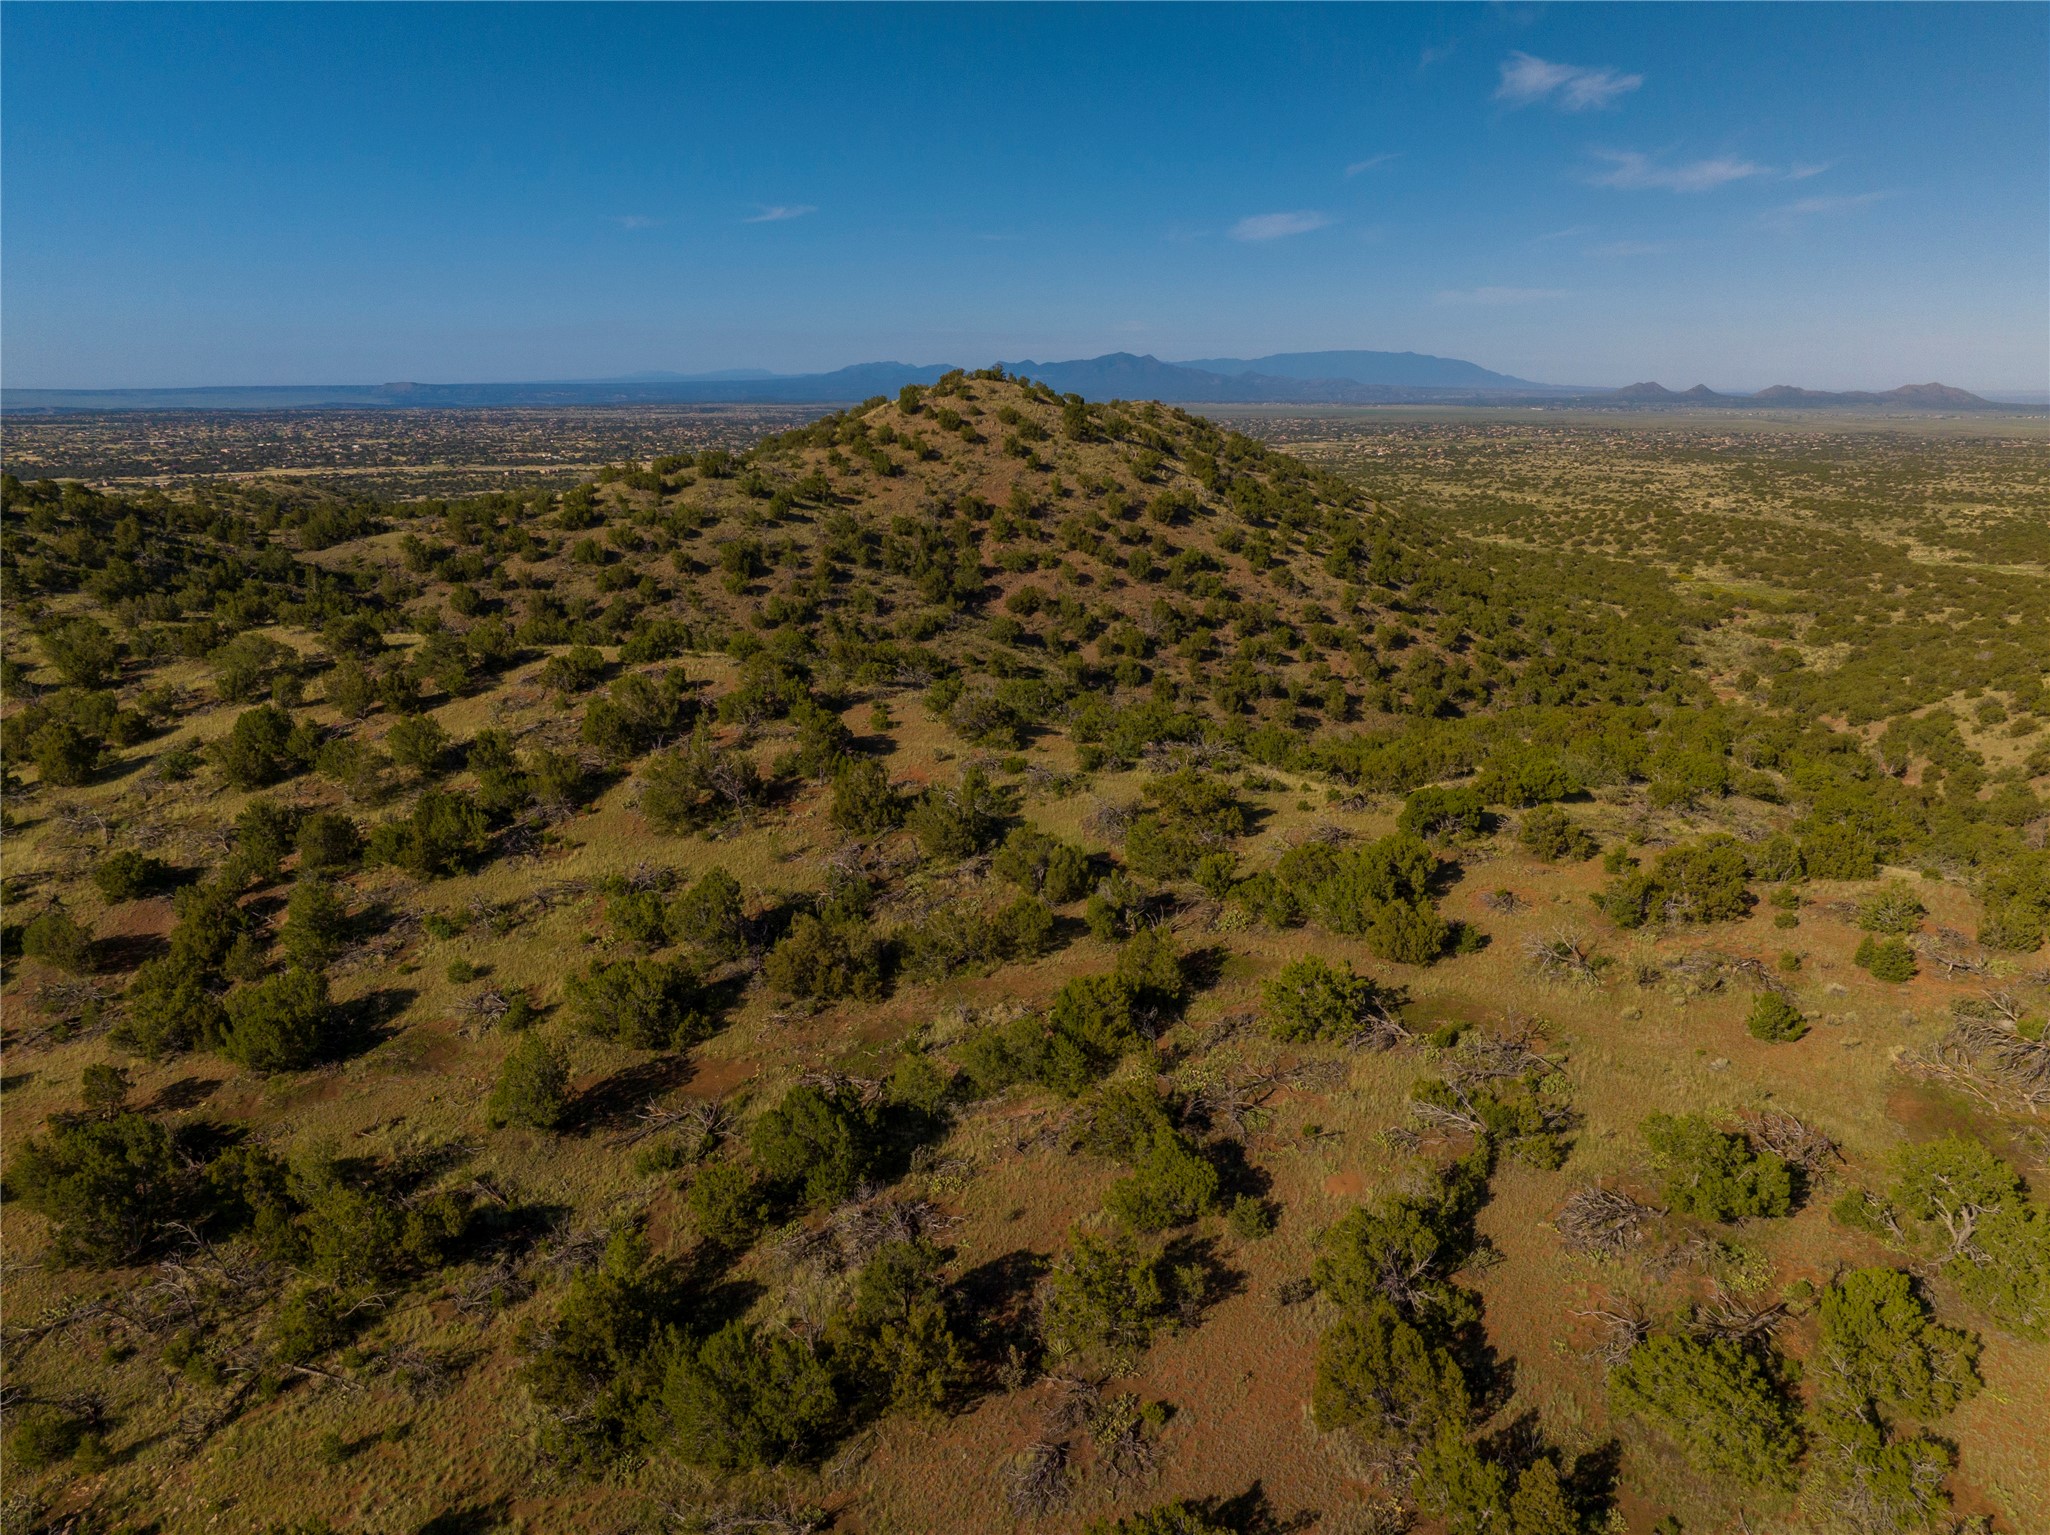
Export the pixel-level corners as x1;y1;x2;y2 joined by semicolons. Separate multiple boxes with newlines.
4;4;2045;395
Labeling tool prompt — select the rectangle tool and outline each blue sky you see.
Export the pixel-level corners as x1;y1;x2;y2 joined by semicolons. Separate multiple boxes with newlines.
4;3;2045;392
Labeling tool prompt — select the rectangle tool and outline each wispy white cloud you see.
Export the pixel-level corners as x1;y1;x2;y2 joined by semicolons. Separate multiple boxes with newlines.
744;204;817;224
1229;210;1334;242
1344;152;1401;178
1497;52;1642;111
1759;190;1893;228
1589;149;1771;192
1534;224;1595;243
1589;239;1671;257
613;214;661;231
1787;161;1833;181
1434;285;1568;306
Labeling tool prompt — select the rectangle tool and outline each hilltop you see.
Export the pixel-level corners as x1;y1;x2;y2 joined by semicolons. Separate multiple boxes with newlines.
2;368;2048;1535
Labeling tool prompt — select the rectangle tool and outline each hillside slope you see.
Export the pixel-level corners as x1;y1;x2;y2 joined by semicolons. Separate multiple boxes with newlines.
2;369;2047;1535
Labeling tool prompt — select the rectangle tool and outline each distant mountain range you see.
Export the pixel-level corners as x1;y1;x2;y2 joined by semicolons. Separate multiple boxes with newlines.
1;350;2009;412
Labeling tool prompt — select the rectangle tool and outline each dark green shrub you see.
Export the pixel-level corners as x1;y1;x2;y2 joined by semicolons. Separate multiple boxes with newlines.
663;1321;838;1469
38;615;121;688
4;1403;88;1472
1400;784;1487;841
1610;1332;1802;1489
1312;1287;1476;1442
1262;955;1386;1042
833;1237;968;1413
1812;1266;1980;1418
1801;823;1878;881
281;879;351;969
1887;1136;2049;1336
564;957;705;1048
7;1112;181;1265
31;720;101;785
1082;1502;1231;1535
92;849;166;902
220;967;333;1072
1746;991;1807;1042
118;954;227;1059
212;704;316;789
667;868;746;959
385;714;452;776
749;1082;877;1207
1641;1112;1793;1221
1122;770;1246;880
1039;1228;1198;1371
1854;934;1918;983
763;913;884;1001
486;1033;570;1130
828;755;905;834
1518;804;1597;862
1857;881;1925;936
1599;836;1752;929
22;905;93;972
906;765;1005;860
639;721;764;833
231;797;299;885
992;824;1092;902
687;1163;766;1247
520;1229;680;1468
367;788;490;878
294;811;362;876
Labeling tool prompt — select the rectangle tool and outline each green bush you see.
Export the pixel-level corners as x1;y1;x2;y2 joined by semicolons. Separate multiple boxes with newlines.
294;811;362;876
367;788;490;878
833;1237;968;1413
212;704;317;789
1400;784;1487;841
687;1163;766;1247
1641;1113;1792;1221
663;1321;838;1469
519;1230;681;1468
1311;1294;1471;1444
117;954;227;1060
385;714;452;776
828;755;905;834
7;1112;181;1266
21;904;93;973
31;720;101;785
4;1402;88;1472
906;764;1005;860
220;967;333;1073
992;824;1092;902
1262;955;1386;1042
1812;1266;1980;1419
1082;1503;1232;1535
639;721;765;833
1122;770;1247;880
92;848;166;902
667;868;746;959
1746;991;1807;1042
1599;835;1752;929
1857;881;1925;936
1039;1228;1198;1371
1800;823;1878;881
749;1083;878;1208
763;913;884;1001
564;957;705;1048
1610;1331;1802;1489
281;879;351;969
486;1033;570;1130
1853;934;1918;983
1518;804;1597;862
1885;1136;2049;1337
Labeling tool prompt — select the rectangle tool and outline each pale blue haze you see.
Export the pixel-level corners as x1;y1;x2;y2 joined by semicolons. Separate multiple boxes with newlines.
3;3;2044;392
